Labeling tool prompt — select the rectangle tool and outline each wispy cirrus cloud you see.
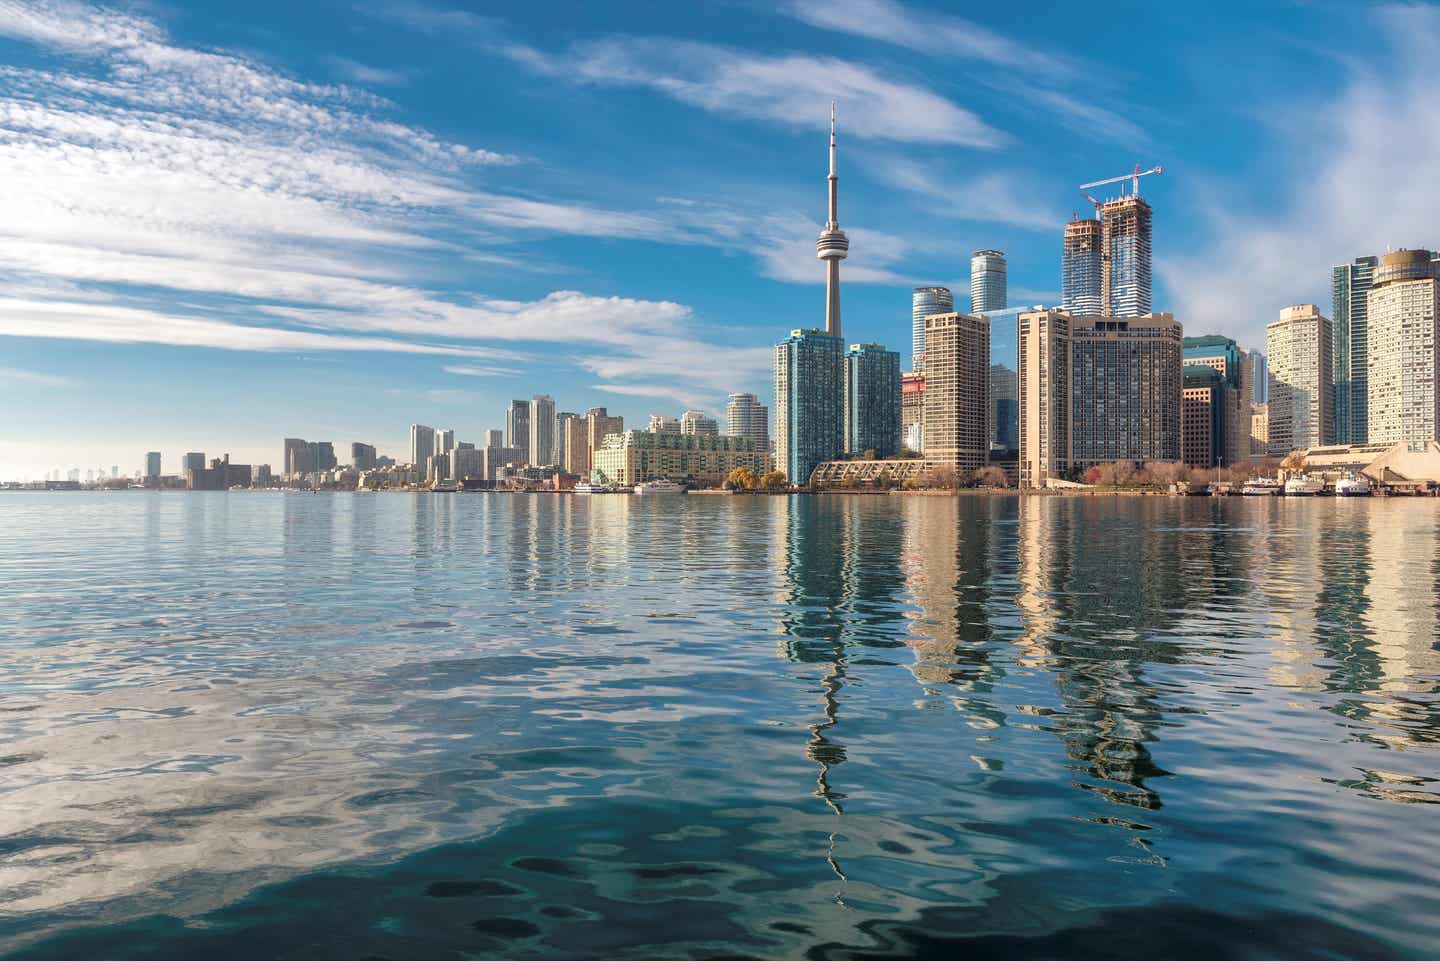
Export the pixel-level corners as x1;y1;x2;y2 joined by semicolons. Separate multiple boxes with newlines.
0;366;74;388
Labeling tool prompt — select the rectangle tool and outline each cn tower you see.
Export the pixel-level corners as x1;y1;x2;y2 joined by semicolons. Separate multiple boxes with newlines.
816;101;849;339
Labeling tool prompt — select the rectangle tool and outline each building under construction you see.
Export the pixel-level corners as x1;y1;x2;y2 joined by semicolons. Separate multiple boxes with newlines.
1101;195;1153;317
1062;217;1103;313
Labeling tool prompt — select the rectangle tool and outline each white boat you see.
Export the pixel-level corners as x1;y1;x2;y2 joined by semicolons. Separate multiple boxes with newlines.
1335;474;1372;497
1284;475;1325;496
1241;478;1282;496
633;478;686;495
573;481;612;494
429;482;459;493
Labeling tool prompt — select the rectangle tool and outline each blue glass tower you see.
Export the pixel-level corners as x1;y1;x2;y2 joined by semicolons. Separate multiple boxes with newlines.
844;343;901;458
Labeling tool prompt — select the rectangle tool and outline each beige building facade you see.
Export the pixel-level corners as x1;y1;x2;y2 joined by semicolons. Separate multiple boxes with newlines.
1366;250;1439;444
921;312;991;473
592;431;766;486
1266;304;1333;454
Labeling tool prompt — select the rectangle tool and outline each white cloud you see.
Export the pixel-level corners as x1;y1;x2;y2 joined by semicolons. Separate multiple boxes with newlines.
0;365;73;388
593;383;713;412
326;56;410;88
871;157;1055;230
443;364;522;377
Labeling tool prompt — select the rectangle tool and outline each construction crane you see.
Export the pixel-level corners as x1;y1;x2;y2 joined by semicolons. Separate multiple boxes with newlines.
1080;192;1104;218
1080;164;1164;199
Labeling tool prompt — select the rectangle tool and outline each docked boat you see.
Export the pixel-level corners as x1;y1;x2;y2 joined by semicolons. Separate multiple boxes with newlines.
1283;475;1325;496
429;482;459;493
573;481;613;494
1335;474;1372;497
1241;477;1282;496
633;478;686;495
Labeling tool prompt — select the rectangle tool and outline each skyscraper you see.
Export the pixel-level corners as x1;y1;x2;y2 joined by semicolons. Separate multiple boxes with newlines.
434;429;455;460
556;412;588;475
680;410;719;435
1101;196;1152;317
1332;255;1379;444
483;429;504;449
989;363;1018;452
585;408;624;474
922;314;991;474
725;393;770;453
1246;350;1268;404
844;343;901;457
775;328;844;485
1366;249;1439;444
506;401;530;464
144;451;161;480
1018;310;1182;486
910;286;953;372
351;442;377;471
1266;304;1334;455
1062;217;1103;313
902;372;925;453
529;394;556;465
1181;365;1229;470
970;250;1007;314
284;438;312;476
1183;334;1248;465
816;102;849;338
409;425;435;471
182;452;206;476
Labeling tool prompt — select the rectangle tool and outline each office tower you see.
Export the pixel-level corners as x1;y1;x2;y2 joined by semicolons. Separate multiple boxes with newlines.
1183;334;1248;465
1182;365;1227;469
1332;255;1379;443
1062;217;1103;313
648;414;681;433
483;443;524;481
680;410;719;435
970;250;1007;314
434;429;455;459
529;394;555;465
351;442;377;471
989;363;1018;452
843;343;901;457
556;412;588;475
1266;304;1334;455
585;408;625;474
816;103;849;338
902;372;925;453
310;441;337;472
921;313;990;473
1250;403;1269;456
1018;310;1182;487
1101;196;1152;317
453;447;484;481
1366;249;1440;444
181;452;205;476
592;431;765;487
483;429;504;449
284;438;312;476
1246;350;1268;404
911;286;953;372
774;328;844;484
409;425;435;471
725;393;770;452
505;401;530;464
144;451;161;479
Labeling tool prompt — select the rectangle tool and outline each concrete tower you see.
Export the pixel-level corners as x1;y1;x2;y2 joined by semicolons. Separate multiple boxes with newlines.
816;102;849;338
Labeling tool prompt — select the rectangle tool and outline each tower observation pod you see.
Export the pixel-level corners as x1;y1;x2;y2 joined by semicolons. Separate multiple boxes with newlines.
816;101;849;339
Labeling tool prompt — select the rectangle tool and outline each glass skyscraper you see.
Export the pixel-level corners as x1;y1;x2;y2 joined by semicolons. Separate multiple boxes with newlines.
1062;218;1103;313
1101;196;1152;318
774;329;844;485
844;343;901;458
1332;255;1378;444
970;250;1007;314
910;286;953;372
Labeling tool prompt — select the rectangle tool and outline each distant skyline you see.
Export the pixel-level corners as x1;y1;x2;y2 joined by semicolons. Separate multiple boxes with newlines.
4;0;1440;477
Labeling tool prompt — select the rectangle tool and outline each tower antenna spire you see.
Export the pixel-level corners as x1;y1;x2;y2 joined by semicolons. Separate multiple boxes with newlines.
816;101;849;338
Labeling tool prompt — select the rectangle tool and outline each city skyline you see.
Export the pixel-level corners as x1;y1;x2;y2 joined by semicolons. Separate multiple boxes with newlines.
4;1;1440;477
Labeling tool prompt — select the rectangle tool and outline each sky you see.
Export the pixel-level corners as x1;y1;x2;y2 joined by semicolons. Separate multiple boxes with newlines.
3;0;1440;478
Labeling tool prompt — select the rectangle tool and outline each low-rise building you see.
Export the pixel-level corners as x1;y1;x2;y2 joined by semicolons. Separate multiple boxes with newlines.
592;430;766;487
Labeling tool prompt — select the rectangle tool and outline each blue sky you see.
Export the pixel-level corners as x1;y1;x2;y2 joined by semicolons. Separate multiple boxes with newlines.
2;0;1439;478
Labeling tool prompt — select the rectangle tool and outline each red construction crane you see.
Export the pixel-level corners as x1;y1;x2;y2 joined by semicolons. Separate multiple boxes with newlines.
1080;164;1164;198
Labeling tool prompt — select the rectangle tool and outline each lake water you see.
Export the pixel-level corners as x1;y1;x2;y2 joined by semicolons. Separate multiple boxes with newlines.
0;492;1437;960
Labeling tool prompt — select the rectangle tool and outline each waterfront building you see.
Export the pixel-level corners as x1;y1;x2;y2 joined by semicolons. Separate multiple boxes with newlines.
145;451;161;480
483;445;525;481
283;438;311;476
434;429;455;460
1101;196;1152;317
505;401;530;464
529;394;555;465
902;372;924;454
585;408;624;473
351;443;377;471
1018;310;1182;487
453;447;484;481
844;342;901;457
483;429;504;449
182;452;205;476
911;286;953;372
1062;217;1103;313
1267;304;1334;455
310;442;336;472
1181;365;1228;470
1246;350;1268;404
680;410;719;436
970;250;1007;314
816;103;849;338
409;425;434;474
725;393;769;453
648;414;680;434
1332;255;1379;443
1366;249;1440;444
592;431;766;487
921;313;991;474
990;363;1018;452
557;412;588;475
254;464;272;486
1184;334;1248;465
775;328;844;485
1250;403;1269;458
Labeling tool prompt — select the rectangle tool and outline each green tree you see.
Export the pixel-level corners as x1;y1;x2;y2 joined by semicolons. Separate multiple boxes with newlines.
760;470;788;492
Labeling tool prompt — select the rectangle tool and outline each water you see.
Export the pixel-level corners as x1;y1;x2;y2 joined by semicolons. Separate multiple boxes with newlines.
0;492;1437;960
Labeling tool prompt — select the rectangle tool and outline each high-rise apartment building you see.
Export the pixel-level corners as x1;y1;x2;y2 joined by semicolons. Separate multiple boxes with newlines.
1183;334;1248;465
556;412;588;475
1246;350;1268;404
311;441;336;472
505;401;530;464
1100;196;1152;318
1366;249;1440;444
283;438;312;476
483;429;504;449
970;250;1007;314
680;410;719;435
1062;217;1103;313
433;429;455;460
725;393;769;453
592;431;766;487
144;451;161;480
774;328;844;485
1266;304;1334;455
922;313;991;474
529;394;555;465
843;342;901;458
648;414;680;433
585;408;624;475
910;286;953;372
989;364;1018;452
902;372;924;454
454;447;484;481
409;425;434;471
351;443;377;471
1250;403;1269;457
1181;365;1228;470
1332;255;1379;444
1018;310;1182;487
182;452;206;476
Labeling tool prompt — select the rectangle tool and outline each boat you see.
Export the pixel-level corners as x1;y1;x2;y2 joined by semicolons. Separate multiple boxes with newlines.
573;481;613;494
633;478;686;495
1283;475;1325;496
429;482;459;493
1241;477;1282;496
1335;474;1372;497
